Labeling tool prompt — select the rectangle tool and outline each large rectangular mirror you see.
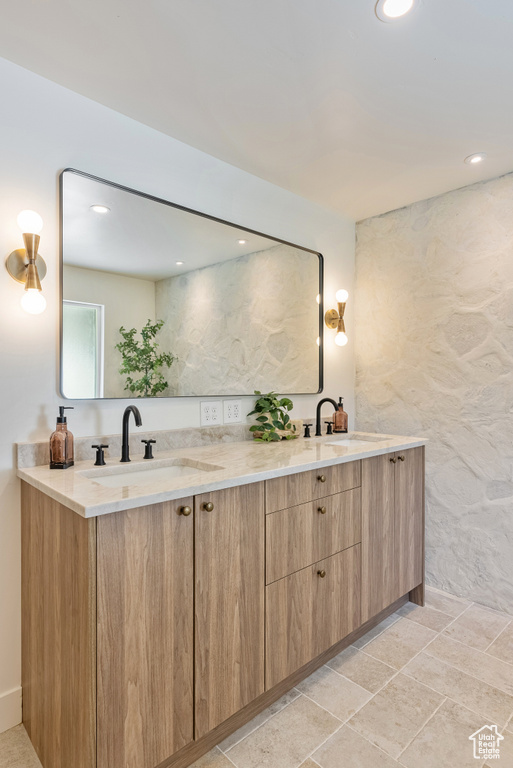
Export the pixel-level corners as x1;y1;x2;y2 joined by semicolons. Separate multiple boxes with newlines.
60;169;323;399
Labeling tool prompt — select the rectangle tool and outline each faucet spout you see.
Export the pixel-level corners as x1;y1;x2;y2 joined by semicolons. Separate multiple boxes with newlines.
315;398;339;437
121;405;142;462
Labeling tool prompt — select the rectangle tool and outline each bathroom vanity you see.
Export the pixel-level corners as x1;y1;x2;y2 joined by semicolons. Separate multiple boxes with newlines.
18;432;425;768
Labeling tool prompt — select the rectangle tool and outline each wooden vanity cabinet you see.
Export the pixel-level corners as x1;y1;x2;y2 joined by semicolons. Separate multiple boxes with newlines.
194;484;265;738
96;499;194;768
21;448;424;768
361;446;425;623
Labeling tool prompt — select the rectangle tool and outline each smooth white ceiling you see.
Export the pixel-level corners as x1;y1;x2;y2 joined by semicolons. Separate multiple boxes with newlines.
1;0;513;220
62;171;291;280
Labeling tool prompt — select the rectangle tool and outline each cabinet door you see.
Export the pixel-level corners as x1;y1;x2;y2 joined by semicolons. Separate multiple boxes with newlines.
395;446;425;597
195;483;265;738
266;545;361;689
97;499;194;768
361;453;397;623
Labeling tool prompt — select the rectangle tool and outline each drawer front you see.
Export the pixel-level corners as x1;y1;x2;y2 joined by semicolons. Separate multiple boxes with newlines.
266;488;361;584
265;545;361;690
265;460;361;513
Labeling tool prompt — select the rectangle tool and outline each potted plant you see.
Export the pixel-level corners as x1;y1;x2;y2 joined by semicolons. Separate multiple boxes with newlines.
247;391;297;442
116;319;175;397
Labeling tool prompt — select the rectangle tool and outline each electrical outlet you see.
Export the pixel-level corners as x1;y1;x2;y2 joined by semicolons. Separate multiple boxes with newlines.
224;399;243;423
200;401;223;426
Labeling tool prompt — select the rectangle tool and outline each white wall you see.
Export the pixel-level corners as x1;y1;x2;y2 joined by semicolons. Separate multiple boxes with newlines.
63;265;157;397
0;57;355;732
355;173;513;615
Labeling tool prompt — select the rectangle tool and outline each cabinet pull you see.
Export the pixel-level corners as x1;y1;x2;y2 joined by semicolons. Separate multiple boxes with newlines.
318;506;327;514
179;505;192;517
202;501;214;512
390;457;397;464
317;569;327;578
398;454;405;461
318;474;326;483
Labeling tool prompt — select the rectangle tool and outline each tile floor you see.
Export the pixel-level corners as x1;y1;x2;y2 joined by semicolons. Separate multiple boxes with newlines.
1;587;512;768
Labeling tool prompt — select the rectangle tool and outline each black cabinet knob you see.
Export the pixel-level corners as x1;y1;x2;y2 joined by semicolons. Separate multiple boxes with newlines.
141;439;156;460
92;444;109;466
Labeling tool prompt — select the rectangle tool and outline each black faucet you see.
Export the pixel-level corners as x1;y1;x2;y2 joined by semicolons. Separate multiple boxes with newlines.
315;398;339;436
121;405;142;462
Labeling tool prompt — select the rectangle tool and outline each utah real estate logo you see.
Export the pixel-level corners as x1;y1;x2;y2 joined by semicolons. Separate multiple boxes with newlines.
469;725;504;760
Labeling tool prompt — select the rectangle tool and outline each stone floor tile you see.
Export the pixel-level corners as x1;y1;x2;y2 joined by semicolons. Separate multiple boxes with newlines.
327;646;396;693
442;604;510;650
399;699;492;768
298;760;321;768
425;587;471;617
225;695;340;768
296;665;372;722
313;725;400;768
425;634;513;696
362;617;437;670
486;621;513;664
190;747;236;767
352;613;400;649
0;726;41;768
219;689;300;752
348;673;444;759
395;601;453;632
403;651;513;726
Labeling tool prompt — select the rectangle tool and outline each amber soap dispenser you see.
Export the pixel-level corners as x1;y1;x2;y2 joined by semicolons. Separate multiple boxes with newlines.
333;397;348;434
50;406;74;469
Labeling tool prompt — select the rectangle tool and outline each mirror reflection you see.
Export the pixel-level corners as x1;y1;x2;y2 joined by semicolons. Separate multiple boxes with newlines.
60;170;323;399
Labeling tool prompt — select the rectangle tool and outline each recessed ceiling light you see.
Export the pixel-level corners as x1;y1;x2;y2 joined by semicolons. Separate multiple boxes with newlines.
90;205;110;214
175;261;184;265
375;0;414;22
238;239;247;245
464;153;487;165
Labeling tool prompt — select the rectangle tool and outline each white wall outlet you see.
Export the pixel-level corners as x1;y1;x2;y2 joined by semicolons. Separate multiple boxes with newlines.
223;399;243;423
200;401;223;426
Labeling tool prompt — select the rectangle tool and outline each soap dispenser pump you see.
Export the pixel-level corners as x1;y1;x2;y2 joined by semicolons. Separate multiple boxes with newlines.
50;406;74;469
333;397;348;434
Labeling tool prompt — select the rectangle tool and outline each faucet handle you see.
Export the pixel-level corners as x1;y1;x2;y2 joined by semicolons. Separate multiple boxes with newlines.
141;439;156;460
303;423;312;438
324;421;333;435
92;444;109;466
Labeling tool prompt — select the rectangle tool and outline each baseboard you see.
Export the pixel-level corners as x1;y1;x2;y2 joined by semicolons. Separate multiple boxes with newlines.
0;687;22;734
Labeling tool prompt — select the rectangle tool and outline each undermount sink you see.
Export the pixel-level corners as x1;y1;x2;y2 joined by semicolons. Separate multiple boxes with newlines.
80;458;224;489
326;434;390;448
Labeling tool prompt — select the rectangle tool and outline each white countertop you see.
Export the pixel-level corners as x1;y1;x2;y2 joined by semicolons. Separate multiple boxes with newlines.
17;432;427;518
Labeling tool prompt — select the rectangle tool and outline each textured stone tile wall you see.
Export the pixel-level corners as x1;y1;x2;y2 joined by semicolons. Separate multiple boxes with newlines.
155;244;320;396
355;173;513;614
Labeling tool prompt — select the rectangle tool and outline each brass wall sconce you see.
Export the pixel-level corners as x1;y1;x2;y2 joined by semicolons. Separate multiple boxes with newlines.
325;289;348;346
5;210;47;314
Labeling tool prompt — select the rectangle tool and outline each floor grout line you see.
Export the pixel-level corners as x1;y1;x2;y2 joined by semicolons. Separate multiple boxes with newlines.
219;690;302;754
296;723;344;768
483;618;512;653
344;720;406;765
350;613;402;649
423;629;513;670
396;695;448;760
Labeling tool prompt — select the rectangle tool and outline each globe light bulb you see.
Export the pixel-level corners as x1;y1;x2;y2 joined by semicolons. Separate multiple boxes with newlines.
335;289;349;303
17;210;43;234
335;332;348;347
382;0;414;18
21;289;47;315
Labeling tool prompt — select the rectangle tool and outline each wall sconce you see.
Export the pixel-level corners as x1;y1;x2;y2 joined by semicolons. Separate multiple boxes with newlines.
325;289;348;346
5;210;47;314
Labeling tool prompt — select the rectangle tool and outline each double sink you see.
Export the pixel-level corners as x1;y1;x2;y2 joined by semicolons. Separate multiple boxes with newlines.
79;433;388;490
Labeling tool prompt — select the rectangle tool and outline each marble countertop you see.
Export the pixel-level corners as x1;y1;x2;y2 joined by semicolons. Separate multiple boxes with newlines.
17;431;427;518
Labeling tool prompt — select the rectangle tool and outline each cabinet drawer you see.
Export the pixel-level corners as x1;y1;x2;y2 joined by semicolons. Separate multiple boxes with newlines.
265;460;361;513
265;545;361;689
266;488;361;584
